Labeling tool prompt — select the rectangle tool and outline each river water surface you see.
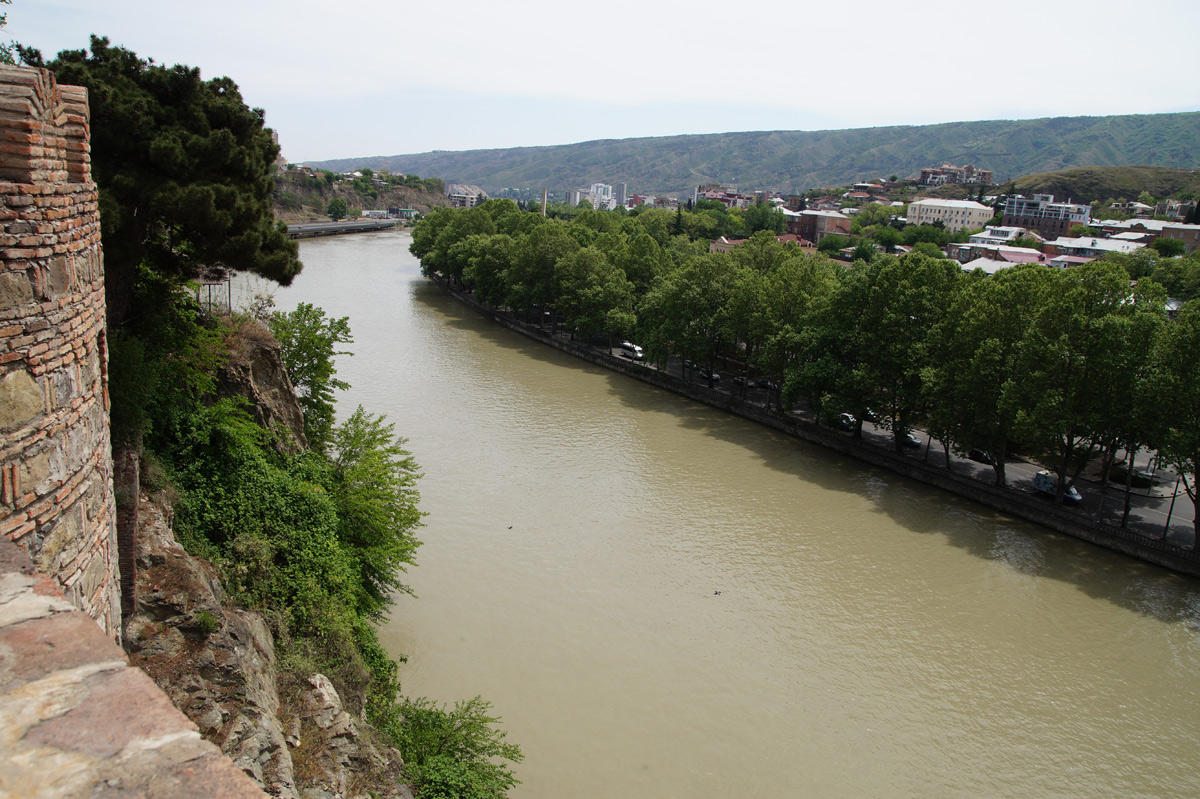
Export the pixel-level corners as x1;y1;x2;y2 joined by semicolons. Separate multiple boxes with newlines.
255;230;1200;798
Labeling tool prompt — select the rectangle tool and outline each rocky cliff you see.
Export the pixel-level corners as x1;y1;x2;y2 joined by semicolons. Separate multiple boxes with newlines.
125;494;414;799
216;319;307;453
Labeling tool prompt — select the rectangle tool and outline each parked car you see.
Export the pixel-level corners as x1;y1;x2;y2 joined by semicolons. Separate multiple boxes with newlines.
901;430;922;448
967;449;995;465
698;368;720;382
1033;470;1082;503
732;375;747;387
835;412;856;431
756;378;779;391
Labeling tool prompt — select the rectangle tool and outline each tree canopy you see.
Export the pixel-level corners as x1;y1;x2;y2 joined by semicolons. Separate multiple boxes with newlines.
36;36;301;328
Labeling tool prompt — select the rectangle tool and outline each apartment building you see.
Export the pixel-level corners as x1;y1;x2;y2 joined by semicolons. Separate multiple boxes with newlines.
907;199;993;232
1002;194;1091;239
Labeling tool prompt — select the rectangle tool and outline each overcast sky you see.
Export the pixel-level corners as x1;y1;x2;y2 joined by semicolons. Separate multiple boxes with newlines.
18;0;1200;164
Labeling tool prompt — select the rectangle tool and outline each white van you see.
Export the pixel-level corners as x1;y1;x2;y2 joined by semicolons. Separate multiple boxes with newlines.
620;341;644;360
1033;470;1082;503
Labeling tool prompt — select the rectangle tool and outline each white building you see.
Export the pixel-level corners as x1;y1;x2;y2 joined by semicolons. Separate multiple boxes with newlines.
968;226;1027;246
1046;236;1145;259
907;199;994;232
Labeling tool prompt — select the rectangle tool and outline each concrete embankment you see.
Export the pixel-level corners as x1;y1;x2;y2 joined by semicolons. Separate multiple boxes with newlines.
432;277;1200;579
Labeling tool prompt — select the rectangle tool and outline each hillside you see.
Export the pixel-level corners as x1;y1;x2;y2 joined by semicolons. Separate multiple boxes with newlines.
272;168;450;222
307;111;1200;197
1001;165;1200;204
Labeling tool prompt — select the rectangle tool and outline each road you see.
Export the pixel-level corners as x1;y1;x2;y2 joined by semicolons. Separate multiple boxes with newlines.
607;345;1196;548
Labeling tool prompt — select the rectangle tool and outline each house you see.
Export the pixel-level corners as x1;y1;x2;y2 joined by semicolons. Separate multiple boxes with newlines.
918;164;993;186
1048;255;1094;269
968;226;1027;246
1110;200;1154;218
1043;236;1145;259
1155;199;1196;221
1160;223;1200;254
784;209;851;243
447;184;488;208
709;234;817;255
907;198;993;232
1002;194;1091;239
948;242;1046;264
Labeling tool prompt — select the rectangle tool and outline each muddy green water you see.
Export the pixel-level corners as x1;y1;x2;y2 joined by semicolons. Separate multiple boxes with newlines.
255;231;1200;798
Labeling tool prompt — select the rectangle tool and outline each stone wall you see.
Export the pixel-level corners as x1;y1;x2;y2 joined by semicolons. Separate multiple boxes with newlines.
0;65;118;637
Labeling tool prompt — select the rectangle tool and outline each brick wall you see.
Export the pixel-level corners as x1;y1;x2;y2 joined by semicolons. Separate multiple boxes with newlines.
0;65;119;637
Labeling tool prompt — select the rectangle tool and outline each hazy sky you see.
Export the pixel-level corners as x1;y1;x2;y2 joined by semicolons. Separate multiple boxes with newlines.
18;0;1200;164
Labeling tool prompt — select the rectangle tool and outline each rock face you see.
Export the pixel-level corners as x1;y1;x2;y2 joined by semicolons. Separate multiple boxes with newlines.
123;495;414;799
124;497;298;798
294;674;414;799
216;319;307;452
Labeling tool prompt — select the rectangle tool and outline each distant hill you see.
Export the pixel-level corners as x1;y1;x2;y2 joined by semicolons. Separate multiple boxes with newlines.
307;112;1200;197
1000;165;1200;204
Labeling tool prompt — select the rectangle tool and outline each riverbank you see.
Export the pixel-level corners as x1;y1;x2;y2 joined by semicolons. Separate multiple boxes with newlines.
430;275;1200;579
285;219;400;239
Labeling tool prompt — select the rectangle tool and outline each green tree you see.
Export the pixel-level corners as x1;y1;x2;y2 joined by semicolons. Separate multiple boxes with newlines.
0;0;15;65
269;303;353;452
1143;301;1200;539
555;247;636;342
328;407;424;619
391;696;523;799
40;37;301;329
817;234;848;255
1003;262;1137;504
851;241;878;264
923;265;1054;483
741;201;786;235
1152;237;1186;257
327;197;349;221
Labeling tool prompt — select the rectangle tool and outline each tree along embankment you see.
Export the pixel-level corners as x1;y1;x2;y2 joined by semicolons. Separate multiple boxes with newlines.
430;275;1200;579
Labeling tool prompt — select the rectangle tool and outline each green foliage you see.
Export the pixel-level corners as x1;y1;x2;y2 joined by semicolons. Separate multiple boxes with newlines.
194;609;221;636
269;303;353;451
327;197;349;220
40;36;301;329
817;234;848;254
389;696;523;799
329;407;424;619
0;0;16;65
1152;237;1186;257
1008;165;1200;206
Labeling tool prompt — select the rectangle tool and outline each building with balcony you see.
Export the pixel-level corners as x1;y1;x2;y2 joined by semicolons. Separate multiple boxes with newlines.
1002;194;1090;239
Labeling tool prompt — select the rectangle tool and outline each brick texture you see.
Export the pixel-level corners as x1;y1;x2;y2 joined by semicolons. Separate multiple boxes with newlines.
0;65;118;637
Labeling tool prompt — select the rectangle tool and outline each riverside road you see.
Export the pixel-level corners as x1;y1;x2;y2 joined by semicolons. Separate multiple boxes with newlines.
638;348;1196;550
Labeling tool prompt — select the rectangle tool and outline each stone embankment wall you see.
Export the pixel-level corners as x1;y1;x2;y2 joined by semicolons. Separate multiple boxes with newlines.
435;278;1200;578
0;66;119;635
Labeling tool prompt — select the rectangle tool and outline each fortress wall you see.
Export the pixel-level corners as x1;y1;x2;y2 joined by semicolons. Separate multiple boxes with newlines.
0;65;118;637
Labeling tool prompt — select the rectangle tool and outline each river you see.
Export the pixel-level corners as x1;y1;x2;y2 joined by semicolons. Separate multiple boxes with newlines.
253;230;1200;798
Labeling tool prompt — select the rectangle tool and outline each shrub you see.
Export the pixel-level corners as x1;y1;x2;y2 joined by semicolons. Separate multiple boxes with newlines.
389;696;523;799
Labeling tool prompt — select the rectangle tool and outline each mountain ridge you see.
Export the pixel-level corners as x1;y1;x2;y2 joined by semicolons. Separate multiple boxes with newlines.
305;111;1200;197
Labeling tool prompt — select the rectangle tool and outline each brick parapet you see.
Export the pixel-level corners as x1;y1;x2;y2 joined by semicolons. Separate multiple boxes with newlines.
0;66;117;637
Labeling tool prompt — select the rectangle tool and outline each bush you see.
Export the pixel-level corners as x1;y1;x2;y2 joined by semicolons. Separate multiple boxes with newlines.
389;696;523;799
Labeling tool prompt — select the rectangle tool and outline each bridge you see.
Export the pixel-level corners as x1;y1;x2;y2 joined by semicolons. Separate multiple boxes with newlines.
285;219;398;239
